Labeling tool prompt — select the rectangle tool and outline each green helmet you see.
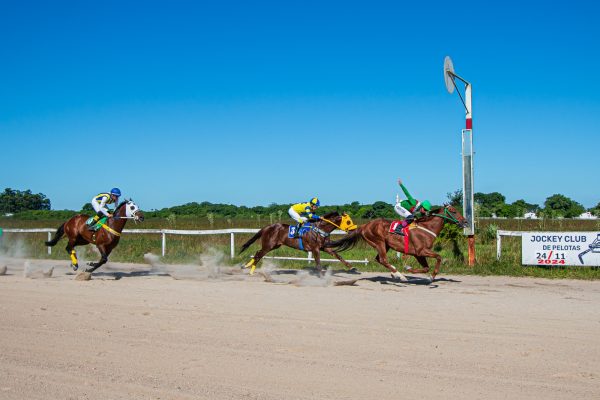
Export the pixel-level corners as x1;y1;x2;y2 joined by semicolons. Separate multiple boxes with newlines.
421;200;432;211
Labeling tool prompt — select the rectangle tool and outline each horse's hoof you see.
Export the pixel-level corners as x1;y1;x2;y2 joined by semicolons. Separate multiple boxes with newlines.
87;262;94;267
391;271;408;282
404;265;412;271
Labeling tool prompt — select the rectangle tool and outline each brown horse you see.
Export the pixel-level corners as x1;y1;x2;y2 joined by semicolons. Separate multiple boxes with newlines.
239;211;358;275
325;205;467;281
44;200;144;273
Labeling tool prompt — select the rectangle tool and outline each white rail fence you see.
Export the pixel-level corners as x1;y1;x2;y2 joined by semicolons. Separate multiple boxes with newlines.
1;228;369;265
496;230;523;260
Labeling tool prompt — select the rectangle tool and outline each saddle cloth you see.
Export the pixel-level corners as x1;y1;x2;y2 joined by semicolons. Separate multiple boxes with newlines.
288;223;312;239
389;220;405;233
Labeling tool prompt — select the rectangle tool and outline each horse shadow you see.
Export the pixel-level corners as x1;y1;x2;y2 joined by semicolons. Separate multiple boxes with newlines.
67;270;170;280
359;275;462;288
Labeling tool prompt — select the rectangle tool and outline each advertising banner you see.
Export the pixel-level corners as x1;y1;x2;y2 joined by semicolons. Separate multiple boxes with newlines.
522;232;600;266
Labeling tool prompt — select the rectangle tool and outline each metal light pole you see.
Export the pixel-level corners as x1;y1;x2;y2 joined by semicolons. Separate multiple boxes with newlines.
444;56;476;266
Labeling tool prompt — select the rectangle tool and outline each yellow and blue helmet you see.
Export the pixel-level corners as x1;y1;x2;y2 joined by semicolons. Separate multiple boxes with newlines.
310;197;320;207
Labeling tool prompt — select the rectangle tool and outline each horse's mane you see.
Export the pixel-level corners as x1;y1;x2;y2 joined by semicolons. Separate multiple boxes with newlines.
321;211;340;219
115;200;129;211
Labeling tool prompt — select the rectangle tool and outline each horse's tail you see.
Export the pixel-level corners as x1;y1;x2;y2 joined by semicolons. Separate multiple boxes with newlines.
239;228;264;254
45;223;65;246
325;228;363;252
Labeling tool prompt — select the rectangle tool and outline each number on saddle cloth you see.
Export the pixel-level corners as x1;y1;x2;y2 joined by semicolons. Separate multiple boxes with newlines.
86;216;108;232
389;220;408;234
288;223;312;239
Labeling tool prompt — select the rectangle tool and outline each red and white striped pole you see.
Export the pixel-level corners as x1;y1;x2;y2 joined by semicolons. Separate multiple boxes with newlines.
445;56;476;266
465;83;475;266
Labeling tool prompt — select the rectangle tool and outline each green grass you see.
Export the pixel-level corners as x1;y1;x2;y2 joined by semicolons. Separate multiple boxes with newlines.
1;216;599;279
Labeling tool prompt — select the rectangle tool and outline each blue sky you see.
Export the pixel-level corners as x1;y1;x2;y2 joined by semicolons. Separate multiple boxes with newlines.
1;0;598;210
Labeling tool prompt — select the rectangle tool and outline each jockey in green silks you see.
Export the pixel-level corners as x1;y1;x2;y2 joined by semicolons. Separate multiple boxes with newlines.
393;179;432;235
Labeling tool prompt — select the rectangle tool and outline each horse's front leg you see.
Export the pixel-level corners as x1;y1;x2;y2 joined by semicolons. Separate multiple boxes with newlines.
408;251;441;281
87;246;109;273
312;249;325;277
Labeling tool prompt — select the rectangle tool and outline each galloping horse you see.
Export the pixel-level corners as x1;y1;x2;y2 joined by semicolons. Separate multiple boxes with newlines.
239;211;358;275
326;205;467;281
45;200;144;273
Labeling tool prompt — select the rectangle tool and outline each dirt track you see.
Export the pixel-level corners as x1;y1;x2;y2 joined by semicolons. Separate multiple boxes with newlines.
1;257;599;399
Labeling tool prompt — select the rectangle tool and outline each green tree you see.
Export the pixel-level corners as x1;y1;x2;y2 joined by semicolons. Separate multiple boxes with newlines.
446;189;463;209
590;202;600;217
543;194;585;218
510;199;539;218
0;188;51;213
474;192;506;217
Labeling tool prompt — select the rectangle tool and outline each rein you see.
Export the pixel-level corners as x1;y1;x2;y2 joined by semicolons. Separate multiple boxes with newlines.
320;217;344;231
430;208;461;224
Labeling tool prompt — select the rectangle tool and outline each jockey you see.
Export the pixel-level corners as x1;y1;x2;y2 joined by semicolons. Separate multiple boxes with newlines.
288;197;321;237
393;179;431;235
86;188;121;230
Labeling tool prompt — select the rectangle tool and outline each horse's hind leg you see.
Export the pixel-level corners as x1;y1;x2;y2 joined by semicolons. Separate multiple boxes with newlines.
243;246;275;275
371;242;407;282
65;241;79;271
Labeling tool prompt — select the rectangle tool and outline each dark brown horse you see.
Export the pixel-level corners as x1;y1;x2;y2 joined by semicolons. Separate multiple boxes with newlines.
239;211;358;275
325;205;467;281
44;200;144;273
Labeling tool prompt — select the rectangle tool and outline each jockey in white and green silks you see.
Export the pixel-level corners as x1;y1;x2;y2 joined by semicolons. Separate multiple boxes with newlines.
393;179;431;235
288;197;321;235
87;188;121;230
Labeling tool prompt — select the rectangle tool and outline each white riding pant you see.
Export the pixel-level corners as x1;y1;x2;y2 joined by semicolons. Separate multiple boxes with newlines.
394;203;413;219
91;199;111;217
288;207;308;224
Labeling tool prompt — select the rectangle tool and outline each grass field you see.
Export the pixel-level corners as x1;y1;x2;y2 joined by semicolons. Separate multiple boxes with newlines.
1;216;599;279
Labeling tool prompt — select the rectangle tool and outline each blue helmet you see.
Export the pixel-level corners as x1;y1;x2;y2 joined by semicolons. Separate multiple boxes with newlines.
110;188;121;197
310;197;320;207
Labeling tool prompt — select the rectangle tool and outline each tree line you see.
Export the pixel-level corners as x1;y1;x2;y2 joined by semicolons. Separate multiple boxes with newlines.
1;187;599;220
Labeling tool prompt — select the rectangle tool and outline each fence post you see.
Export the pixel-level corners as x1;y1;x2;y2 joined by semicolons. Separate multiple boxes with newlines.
496;231;502;260
230;232;235;260
47;232;52;255
162;232;166;257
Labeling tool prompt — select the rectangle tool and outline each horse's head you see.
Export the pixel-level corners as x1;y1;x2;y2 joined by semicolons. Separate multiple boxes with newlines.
320;212;357;232
117;199;145;222
440;204;467;228
340;212;358;231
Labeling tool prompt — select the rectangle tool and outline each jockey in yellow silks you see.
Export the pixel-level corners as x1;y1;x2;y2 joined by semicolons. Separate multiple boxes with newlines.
288;197;320;236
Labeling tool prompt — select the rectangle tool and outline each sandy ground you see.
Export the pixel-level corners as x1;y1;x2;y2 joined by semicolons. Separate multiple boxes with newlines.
1;256;599;400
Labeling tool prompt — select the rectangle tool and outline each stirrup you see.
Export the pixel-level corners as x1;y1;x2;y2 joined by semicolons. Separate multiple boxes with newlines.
393;228;405;236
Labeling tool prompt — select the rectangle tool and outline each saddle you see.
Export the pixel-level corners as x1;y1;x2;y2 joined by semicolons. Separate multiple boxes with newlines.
86;216;108;232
